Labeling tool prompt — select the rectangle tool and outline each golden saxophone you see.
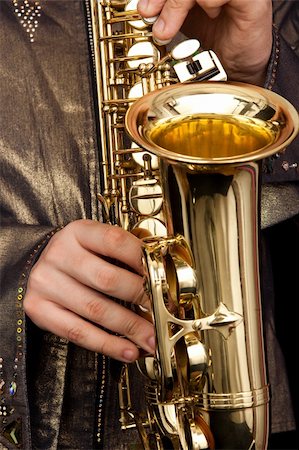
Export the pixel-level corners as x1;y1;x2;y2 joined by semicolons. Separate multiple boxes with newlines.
88;0;299;448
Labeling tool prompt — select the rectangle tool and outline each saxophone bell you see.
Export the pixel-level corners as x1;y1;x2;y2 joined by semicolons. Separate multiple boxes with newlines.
87;0;299;446
125;82;298;449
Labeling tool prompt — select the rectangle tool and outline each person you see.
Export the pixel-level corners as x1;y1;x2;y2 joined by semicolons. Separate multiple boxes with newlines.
0;0;298;448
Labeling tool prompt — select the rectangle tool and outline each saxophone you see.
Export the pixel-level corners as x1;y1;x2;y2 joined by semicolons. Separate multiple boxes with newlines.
88;1;299;448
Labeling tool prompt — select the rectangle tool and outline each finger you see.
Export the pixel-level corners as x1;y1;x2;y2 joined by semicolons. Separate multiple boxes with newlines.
139;0;224;43
137;0;167;18
67;220;144;275
196;0;225;18
53;246;149;308
25;267;154;353
27;299;143;362
151;0;195;42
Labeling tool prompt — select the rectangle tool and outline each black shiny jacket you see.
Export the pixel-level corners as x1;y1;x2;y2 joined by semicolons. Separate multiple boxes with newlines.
0;1;298;448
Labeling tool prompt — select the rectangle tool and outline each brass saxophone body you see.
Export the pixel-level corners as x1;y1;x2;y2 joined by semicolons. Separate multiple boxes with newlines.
88;1;299;448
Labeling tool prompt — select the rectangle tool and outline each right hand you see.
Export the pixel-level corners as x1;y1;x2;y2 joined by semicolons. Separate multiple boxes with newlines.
138;0;273;85
23;220;155;363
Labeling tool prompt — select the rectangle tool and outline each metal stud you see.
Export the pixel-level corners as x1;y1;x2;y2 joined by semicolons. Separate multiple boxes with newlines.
12;0;41;42
281;160;298;172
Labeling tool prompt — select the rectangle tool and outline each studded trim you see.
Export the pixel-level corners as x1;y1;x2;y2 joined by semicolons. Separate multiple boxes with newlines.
12;0;42;43
0;227;63;448
265;25;280;91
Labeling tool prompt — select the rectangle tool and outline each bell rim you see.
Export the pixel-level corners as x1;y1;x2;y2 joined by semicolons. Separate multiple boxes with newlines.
126;81;299;165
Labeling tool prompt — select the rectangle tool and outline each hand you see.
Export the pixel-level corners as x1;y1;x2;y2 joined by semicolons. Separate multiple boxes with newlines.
24;220;155;362
138;0;273;85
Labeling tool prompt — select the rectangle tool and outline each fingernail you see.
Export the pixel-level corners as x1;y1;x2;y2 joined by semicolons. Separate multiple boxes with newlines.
138;0;148;12
147;335;155;353
153;17;165;34
122;349;136;362
152;19;172;46
153;36;172;46
143;15;159;25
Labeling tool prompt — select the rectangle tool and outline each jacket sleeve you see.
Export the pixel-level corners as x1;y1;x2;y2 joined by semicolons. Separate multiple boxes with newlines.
0;224;60;449
0;2;99;446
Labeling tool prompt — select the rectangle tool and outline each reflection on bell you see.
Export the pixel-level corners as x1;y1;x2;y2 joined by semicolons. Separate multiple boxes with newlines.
126;81;298;165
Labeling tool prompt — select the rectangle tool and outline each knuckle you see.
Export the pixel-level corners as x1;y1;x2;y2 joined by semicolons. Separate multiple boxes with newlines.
197;0;210;8
62;221;77;236
64;218;90;232
95;267;118;293
103;225;127;250
124;316;141;339
24;266;49;318
170;0;183;8
198;0;219;10
23;293;35;317
62;219;92;244
27;264;47;291
132;284;146;306
66;324;86;344
85;298;106;321
43;234;65;265
97;339;111;358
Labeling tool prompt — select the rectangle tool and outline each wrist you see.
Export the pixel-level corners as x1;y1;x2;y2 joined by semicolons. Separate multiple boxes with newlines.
225;37;272;86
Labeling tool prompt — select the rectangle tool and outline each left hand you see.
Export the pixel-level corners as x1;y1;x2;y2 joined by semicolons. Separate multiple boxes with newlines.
137;0;273;85
24;220;155;362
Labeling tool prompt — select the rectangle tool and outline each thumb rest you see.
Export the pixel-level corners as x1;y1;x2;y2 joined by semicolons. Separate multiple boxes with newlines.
88;0;299;448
